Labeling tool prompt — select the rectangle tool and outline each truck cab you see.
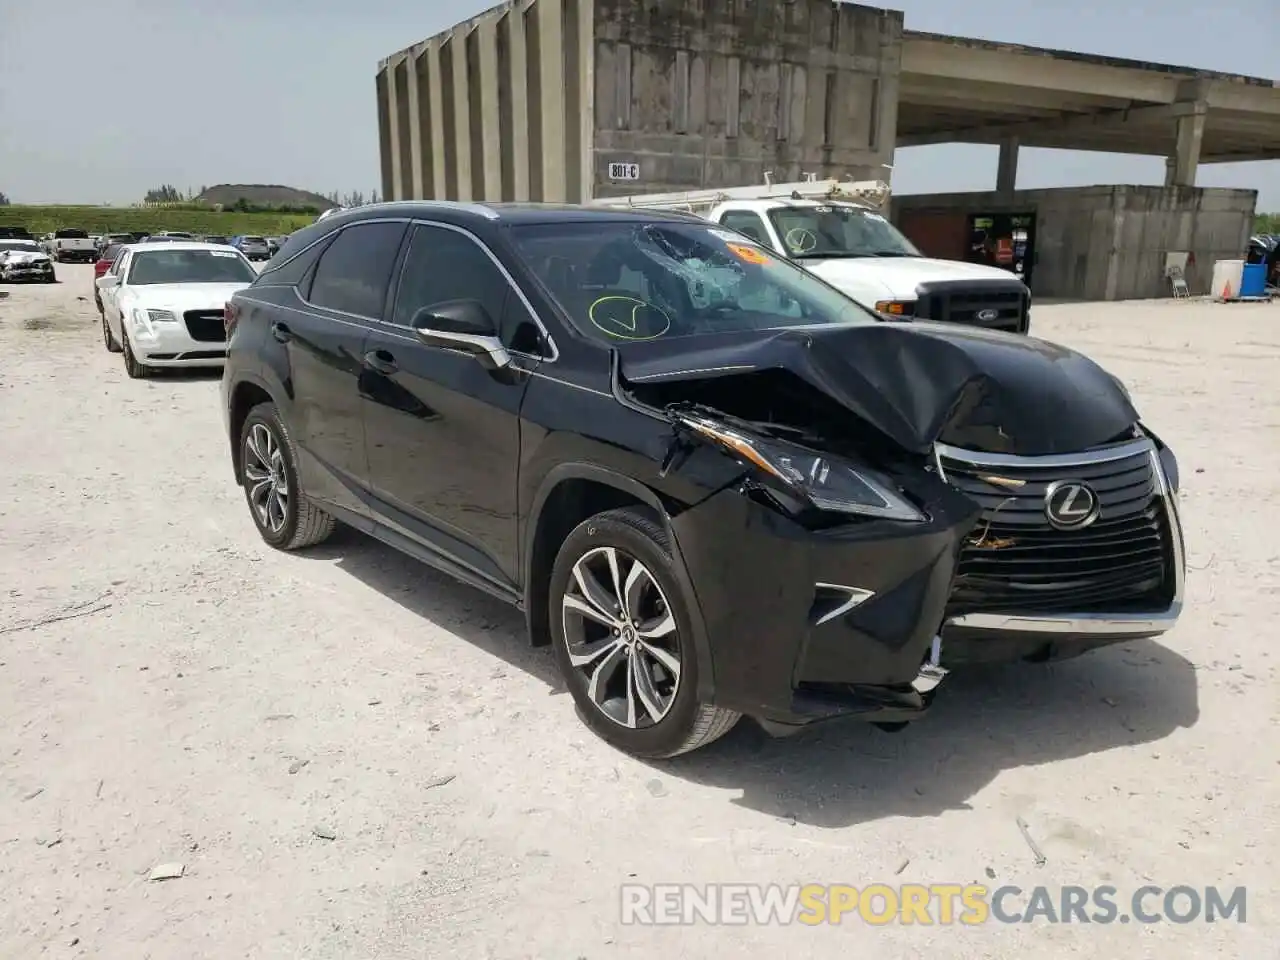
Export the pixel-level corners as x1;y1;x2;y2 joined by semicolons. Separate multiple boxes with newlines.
706;198;1030;334
594;179;1032;335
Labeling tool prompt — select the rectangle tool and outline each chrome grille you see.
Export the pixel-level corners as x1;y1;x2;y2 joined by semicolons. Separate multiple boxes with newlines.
939;441;1174;615
184;310;226;343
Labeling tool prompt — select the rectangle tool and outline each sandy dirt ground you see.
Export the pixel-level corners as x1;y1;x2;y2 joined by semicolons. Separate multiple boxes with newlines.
0;265;1276;959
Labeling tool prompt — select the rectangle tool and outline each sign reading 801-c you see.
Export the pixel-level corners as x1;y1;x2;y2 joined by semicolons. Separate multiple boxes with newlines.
608;162;640;181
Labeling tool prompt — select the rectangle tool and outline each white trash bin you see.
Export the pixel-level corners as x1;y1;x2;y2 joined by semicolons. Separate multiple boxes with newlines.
1211;259;1245;301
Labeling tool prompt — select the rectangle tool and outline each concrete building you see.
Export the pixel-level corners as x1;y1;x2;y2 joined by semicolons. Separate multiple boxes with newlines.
376;0;902;204
376;0;1280;300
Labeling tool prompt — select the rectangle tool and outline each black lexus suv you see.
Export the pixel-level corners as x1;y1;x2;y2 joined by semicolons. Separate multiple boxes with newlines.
220;202;1186;759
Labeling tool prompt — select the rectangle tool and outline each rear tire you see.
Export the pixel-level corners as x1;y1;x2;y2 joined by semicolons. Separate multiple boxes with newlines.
238;402;335;551
549;507;739;759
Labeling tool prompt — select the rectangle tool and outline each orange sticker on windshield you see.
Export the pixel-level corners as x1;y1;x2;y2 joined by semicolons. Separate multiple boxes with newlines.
726;242;772;265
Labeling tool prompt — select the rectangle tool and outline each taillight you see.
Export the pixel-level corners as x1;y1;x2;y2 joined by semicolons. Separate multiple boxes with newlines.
224;300;241;338
94;260;110;275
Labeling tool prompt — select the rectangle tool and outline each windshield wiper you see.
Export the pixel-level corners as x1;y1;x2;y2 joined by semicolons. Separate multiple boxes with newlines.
866;250;916;258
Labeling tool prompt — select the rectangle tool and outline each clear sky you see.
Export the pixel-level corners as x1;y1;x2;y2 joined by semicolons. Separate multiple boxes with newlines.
1;0;1276;209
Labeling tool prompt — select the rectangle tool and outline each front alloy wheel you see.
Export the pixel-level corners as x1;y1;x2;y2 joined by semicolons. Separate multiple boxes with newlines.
102;312;121;352
562;546;682;729
550;507;740;758
120;327;151;378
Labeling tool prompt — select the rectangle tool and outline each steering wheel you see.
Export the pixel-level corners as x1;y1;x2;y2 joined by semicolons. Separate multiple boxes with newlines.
587;292;672;341
784;227;818;255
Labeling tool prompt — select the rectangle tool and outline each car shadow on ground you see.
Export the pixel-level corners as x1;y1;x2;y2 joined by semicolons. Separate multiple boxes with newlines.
300;524;563;691
143;367;224;382
299;525;1199;828
661;639;1199;827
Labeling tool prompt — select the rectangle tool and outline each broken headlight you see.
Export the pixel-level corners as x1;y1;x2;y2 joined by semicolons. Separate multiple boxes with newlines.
677;415;925;522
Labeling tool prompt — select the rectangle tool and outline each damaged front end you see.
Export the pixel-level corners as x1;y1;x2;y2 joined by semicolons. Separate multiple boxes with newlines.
614;323;1185;733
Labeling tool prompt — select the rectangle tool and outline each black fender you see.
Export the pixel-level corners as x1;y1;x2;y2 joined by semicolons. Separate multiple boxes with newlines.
522;462;717;704
223;368;282;482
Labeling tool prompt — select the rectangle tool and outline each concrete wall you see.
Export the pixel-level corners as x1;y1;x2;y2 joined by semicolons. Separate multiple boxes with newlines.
893;185;1256;300
591;0;902;198
376;0;902;203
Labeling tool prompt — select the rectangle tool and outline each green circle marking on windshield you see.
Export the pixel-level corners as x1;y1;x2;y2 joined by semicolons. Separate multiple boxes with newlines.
588;296;672;341
784;227;818;254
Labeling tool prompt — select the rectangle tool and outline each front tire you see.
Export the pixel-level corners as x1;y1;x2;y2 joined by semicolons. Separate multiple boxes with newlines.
102;312;121;353
549;507;739;759
238;402;335;550
120;327;150;378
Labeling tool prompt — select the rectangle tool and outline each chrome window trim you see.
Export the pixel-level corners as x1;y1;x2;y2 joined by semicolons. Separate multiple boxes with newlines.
940;441;1185;637
294;216;413;325
273;215;558;363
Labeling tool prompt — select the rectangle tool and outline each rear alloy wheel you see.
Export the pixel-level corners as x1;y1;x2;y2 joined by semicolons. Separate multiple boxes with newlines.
239;402;335;550
102;312;121;353
550;508;739;759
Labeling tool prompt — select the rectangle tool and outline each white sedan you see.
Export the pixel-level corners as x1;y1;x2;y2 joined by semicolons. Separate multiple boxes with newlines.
96;242;258;378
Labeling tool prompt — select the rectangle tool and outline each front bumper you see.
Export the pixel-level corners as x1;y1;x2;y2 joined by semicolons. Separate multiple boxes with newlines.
668;439;1184;730
128;315;227;366
2;262;55;281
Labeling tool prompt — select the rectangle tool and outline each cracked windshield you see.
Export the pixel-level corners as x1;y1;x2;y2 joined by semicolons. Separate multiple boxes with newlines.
512;221;874;344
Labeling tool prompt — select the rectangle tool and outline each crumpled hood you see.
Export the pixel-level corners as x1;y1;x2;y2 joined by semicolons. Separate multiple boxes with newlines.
2;250;50;264
803;256;1023;299
619;322;1138;456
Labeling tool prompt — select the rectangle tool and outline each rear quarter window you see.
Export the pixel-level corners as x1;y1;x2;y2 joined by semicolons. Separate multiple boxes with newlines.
253;232;336;288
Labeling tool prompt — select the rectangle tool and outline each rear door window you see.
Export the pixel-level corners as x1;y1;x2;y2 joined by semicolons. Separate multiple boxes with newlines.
307;221;407;319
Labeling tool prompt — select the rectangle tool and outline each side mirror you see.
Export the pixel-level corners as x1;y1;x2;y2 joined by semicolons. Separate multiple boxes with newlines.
97;275;120;289
411;300;510;371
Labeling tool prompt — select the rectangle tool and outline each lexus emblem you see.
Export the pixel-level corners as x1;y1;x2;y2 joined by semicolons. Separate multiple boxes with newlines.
1044;480;1101;530
976;308;999;322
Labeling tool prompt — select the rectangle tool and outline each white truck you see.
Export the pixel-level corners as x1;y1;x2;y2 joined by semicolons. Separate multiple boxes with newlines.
45;228;98;264
593;178;1031;334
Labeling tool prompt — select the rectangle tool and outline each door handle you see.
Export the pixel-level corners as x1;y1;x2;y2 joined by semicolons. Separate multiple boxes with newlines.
363;349;398;375
271;321;292;343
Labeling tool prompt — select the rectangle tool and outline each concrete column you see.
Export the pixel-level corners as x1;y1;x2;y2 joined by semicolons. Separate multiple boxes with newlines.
477;19;502;201
375;67;393;202
996;137;1019;194
576;0;595;203
507;12;530;201
1168;106;1206;187
452;30;473;202
386;56;404;201
406;48;424;200
538;0;567;202
425;41;447;199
